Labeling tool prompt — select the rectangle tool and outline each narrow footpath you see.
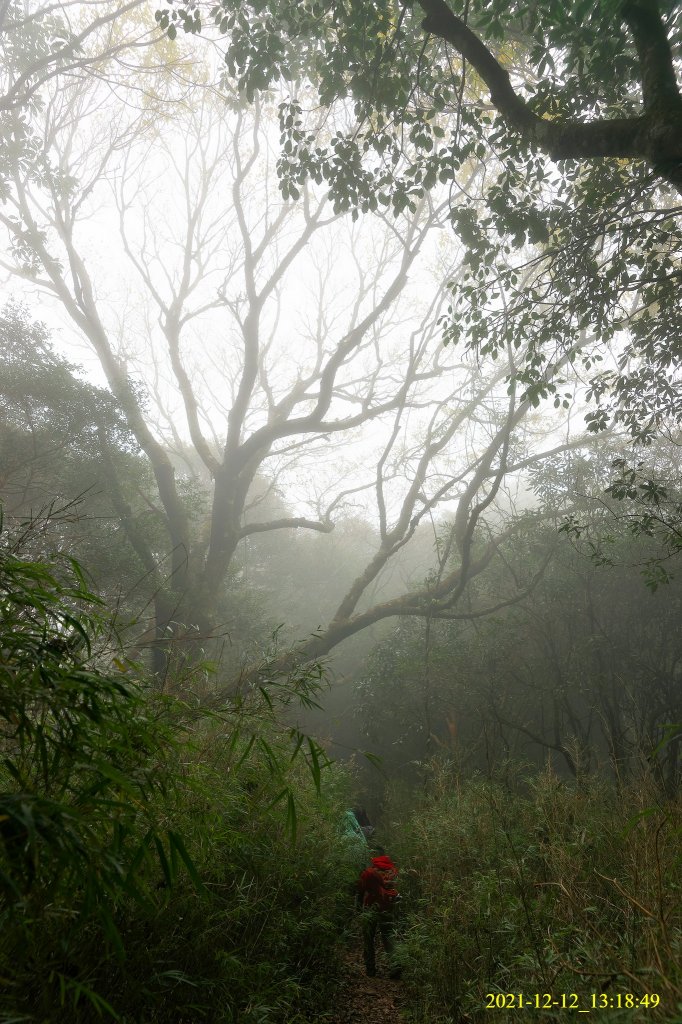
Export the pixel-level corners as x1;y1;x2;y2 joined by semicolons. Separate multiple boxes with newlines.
326;942;406;1024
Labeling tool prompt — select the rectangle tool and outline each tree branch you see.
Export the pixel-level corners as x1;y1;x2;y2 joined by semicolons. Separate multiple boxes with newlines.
418;0;682;178
239;516;334;537
0;0;148;113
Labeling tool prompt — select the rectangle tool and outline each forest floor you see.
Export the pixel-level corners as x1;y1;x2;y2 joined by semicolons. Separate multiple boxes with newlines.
325;938;407;1024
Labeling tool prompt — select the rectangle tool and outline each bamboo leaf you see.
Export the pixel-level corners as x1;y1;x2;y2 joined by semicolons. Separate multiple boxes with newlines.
167;830;206;894
289;729;305;763
307;737;321;795
154;834;174;888
235;732;256;767
286;789;297;843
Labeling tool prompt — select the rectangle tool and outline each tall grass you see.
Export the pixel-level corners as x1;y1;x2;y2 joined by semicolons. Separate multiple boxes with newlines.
388;763;682;1023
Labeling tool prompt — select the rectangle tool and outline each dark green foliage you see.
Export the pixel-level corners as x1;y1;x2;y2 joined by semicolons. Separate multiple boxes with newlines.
0;513;357;1023
0;303;166;613
388;764;682;1023
562;456;682;590
443;161;682;442
0;509;199;1017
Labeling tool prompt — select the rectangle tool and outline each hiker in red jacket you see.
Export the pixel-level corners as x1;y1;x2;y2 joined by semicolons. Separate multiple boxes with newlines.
357;854;402;979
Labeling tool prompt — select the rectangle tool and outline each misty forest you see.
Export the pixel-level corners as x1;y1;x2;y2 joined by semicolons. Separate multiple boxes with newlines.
1;0;681;1021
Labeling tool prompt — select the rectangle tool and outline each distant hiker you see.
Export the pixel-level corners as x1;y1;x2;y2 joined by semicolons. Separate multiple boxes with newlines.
343;809;368;843
352;805;376;840
357;854;402;979
342;809;369;870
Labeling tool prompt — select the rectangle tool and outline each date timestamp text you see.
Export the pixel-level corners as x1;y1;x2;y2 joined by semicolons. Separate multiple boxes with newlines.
485;993;661;1011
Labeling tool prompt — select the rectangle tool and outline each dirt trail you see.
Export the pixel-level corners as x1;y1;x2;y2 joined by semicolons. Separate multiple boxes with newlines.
325;942;406;1024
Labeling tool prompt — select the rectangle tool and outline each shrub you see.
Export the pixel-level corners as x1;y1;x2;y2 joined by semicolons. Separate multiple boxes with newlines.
387;762;682;1023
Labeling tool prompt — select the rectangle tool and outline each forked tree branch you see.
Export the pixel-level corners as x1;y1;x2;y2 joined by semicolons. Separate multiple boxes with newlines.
418;0;682;181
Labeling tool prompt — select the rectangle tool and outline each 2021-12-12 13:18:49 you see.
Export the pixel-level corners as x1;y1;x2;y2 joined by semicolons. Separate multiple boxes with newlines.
485;992;661;1010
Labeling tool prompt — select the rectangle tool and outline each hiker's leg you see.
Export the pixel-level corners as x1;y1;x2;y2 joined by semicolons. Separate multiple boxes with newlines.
361;910;378;976
379;913;402;979
378;913;395;956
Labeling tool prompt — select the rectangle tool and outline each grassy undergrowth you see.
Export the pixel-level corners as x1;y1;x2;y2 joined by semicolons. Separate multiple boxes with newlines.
0;523;358;1024
388;764;682;1024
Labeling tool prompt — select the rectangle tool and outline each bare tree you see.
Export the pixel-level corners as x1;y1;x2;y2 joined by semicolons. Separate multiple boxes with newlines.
0;45;599;688
0;1;154;110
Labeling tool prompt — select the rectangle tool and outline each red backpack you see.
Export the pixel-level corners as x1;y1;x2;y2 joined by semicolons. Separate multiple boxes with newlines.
358;855;399;912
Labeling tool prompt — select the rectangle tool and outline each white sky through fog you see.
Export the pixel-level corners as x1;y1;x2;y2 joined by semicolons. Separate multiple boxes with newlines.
0;26;594;528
